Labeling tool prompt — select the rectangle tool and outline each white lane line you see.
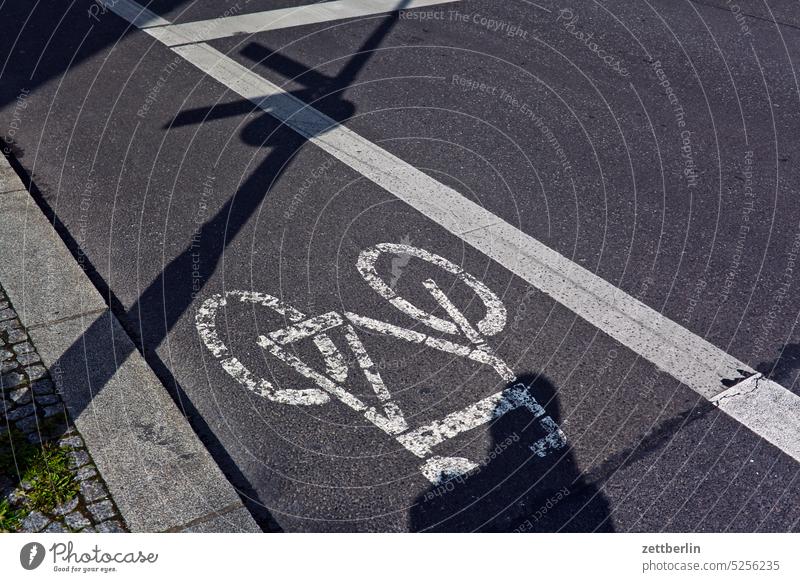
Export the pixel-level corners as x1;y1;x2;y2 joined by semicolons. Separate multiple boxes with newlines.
102;0;800;463
143;0;465;46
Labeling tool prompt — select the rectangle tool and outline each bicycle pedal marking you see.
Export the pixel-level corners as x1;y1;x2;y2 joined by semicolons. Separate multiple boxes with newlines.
195;244;568;483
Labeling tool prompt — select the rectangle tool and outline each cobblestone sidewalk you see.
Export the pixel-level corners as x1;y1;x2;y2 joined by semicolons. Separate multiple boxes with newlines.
1;283;127;533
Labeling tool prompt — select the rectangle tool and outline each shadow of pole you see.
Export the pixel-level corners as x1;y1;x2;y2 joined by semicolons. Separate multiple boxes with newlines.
39;2;414;531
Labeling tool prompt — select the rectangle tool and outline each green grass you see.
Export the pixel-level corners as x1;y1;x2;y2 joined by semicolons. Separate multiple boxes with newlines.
21;445;79;511
0;498;24;532
0;428;79;530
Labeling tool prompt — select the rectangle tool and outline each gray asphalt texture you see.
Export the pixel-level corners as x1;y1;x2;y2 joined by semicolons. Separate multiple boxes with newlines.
1;0;800;532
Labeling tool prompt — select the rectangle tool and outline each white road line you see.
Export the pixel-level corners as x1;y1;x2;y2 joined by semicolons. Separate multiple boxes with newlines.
711;376;800;458
102;0;800;463
143;0;465;46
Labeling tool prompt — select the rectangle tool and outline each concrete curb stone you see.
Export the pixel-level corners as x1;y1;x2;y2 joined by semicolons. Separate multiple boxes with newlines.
0;152;260;532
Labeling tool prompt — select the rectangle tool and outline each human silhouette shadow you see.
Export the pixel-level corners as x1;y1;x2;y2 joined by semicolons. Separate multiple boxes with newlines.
410;373;614;532
756;342;800;389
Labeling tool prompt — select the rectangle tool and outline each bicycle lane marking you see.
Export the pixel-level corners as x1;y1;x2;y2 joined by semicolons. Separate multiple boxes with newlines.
100;0;800;463
196;245;569;484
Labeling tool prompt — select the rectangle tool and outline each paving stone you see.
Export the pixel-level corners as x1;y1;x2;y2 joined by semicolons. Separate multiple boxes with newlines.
59;435;83;449
0;300;8;310
0;477;13;501
14;415;39;432
31;380;54;395
17;353;40;366
0;360;16;373
0;308;15;322
0;349;12;361
20;511;49;532
34;393;59;406
80;479;108;503
64;512;91;531
1;371;26;390
6;403;35;421
68;450;90;469
26;432;43;444
95;520;125;533
44;521;69;533
0;318;21;333
12;342;34;355
7;489;27;505
54;496;79;516
81;526;97;533
0;475;12;491
24;365;46;381
75;466;97;482
6;329;26;343
41;417;69;439
87;500;115;522
42;404;64;418
8;387;31;404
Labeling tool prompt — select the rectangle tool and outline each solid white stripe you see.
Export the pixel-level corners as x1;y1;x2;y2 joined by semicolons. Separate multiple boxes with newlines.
103;0;800;463
144;0;464;46
711;376;800;461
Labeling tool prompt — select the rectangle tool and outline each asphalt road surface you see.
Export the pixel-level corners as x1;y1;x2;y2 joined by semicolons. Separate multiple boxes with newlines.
2;0;800;532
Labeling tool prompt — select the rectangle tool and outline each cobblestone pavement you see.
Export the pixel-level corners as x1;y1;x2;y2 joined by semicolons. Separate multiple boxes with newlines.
1;283;127;533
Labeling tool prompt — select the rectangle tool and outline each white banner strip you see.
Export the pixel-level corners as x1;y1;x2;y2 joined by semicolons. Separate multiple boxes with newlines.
1;533;798;580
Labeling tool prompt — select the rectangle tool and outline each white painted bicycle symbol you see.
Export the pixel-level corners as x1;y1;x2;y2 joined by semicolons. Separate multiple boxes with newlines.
196;243;566;484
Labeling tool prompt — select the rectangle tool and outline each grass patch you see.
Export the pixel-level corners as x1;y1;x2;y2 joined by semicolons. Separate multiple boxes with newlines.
0;428;79;528
0;498;24;532
20;445;79;511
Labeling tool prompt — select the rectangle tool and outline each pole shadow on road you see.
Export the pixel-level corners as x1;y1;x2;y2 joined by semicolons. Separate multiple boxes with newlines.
411;373;614;532
4;1;435;531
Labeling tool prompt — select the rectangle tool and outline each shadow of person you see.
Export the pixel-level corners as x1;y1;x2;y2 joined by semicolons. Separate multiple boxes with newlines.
410;373;614;532
756;342;800;388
